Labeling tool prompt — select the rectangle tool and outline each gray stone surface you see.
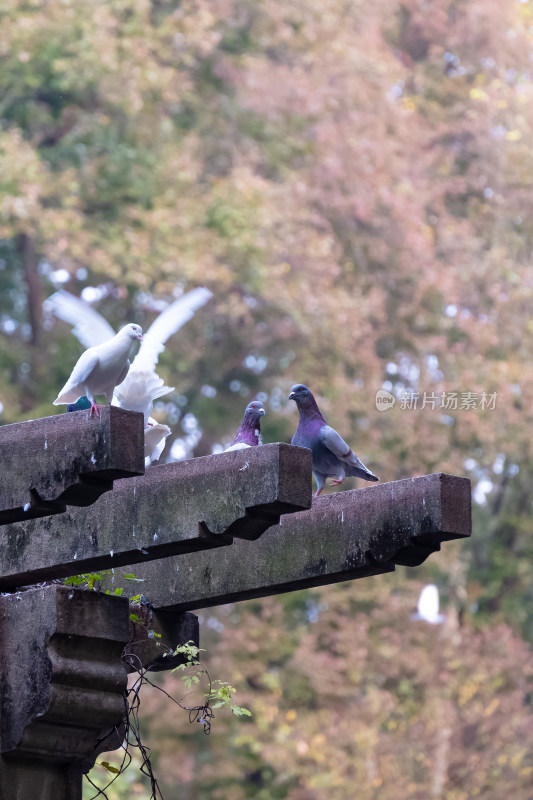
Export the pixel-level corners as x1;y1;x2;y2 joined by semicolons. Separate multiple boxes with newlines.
100;473;471;611
0;443;312;590
0;407;144;525
0;585;130;800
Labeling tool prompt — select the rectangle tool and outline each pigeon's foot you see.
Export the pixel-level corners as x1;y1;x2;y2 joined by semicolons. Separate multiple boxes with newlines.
89;402;100;418
331;477;344;486
313;488;323;498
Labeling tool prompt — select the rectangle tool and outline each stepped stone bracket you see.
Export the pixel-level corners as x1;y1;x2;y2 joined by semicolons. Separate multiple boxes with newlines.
0;407;145;525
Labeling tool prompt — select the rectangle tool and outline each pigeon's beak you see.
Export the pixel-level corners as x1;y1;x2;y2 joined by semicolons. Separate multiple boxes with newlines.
137;333;143;341
288;391;296;400
259;408;266;416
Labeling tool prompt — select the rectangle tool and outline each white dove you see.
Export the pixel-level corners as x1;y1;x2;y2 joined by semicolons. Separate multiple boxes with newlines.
53;323;143;416
46;287;213;462
411;584;445;624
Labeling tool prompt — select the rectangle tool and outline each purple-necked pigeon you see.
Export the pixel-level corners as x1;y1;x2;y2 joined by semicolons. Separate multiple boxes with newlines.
225;401;266;451
289;384;379;497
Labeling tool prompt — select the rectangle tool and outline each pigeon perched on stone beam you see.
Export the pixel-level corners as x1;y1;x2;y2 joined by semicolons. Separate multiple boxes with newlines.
46;287;212;424
289;383;379;497
54;323;143;416
47;286;212;461
225;401;266;451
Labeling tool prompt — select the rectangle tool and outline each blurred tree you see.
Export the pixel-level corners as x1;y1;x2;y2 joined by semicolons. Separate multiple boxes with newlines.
88;579;533;800
2;0;533;794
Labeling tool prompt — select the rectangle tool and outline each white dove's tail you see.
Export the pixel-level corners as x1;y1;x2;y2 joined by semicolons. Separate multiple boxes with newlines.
113;368;174;425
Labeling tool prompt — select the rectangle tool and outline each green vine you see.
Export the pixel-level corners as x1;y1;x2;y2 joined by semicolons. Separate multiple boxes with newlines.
63;571;145;593
170;641;251;718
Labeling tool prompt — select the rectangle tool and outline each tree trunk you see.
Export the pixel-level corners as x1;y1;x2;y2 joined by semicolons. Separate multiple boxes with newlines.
16;233;42;346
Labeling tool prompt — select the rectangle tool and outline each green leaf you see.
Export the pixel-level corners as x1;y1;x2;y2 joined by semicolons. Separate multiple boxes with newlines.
114;587;124;596
99;761;120;775
124;574;145;582
129;613;140;622
63;576;82;586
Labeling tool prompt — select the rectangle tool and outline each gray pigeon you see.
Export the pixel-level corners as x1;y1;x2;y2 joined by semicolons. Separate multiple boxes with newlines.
54;323;143;416
289;384;379;497
225;401;266;451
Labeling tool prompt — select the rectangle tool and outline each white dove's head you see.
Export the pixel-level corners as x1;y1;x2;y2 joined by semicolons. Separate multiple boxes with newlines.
120;323;143;341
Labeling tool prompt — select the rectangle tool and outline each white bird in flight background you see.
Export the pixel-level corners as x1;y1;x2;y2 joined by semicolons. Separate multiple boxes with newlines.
412;584;445;625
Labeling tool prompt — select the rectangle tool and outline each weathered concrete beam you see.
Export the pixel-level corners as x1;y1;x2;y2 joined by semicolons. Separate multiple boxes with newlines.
0;444;312;590
0;407;144;525
0;585;130;800
101;473;471;611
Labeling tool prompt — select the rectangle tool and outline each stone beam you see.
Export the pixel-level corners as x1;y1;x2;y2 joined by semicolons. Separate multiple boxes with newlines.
0;444;312;590
101;473;471;611
0;407;144;525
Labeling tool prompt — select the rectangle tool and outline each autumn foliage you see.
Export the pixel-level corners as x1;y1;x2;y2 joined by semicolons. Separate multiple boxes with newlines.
1;0;533;797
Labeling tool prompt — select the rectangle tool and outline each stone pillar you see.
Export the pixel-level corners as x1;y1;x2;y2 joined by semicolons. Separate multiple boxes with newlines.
0;586;131;800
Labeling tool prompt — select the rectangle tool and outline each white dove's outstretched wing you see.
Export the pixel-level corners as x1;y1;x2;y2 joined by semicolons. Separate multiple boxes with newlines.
134;287;213;373
45;290;115;348
113;288;213;423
